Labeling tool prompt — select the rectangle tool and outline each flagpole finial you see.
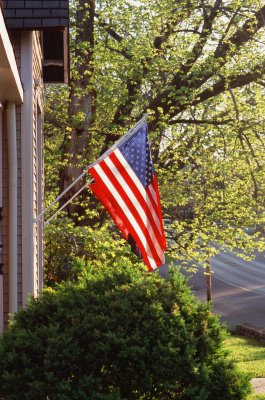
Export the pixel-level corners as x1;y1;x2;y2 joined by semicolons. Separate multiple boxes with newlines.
139;112;149;124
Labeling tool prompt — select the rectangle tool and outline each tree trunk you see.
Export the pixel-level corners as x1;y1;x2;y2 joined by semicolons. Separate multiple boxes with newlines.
206;256;212;302
59;0;96;224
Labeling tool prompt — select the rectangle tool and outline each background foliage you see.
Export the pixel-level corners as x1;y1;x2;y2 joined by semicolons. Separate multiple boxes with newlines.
44;0;265;275
44;216;141;285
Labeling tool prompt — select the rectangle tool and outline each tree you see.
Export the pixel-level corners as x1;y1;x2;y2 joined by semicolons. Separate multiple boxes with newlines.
0;265;251;399
160;80;265;272
44;0;265;271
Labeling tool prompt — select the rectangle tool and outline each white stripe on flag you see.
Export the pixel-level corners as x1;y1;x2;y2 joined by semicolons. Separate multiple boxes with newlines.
105;157;164;262
148;183;158;206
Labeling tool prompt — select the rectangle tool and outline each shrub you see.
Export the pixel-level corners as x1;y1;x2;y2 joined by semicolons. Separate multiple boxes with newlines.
0;264;251;400
44;217;139;286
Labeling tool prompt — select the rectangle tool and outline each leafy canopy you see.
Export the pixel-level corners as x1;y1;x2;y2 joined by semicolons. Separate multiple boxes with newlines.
44;0;265;270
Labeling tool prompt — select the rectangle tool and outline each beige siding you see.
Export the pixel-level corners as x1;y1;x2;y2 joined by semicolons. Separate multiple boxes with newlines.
2;108;23;323
1;30;44;327
2;108;22;325
0;107;3;331
2;112;7;324
1;107;22;322
32;31;44;294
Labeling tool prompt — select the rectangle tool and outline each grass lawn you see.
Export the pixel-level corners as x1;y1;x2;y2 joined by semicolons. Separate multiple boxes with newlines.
224;334;265;400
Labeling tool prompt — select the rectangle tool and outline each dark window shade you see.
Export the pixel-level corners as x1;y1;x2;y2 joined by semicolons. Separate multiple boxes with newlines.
43;65;64;83
43;30;63;59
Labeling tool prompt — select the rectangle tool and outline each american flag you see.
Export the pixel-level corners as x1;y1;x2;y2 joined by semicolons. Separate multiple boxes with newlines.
88;122;166;270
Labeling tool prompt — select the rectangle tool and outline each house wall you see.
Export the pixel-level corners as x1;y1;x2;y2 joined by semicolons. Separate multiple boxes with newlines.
1;109;8;325
1;30;43;327
1;31;22;325
2;0;70;84
21;30;44;308
0;104;3;331
32;31;44;294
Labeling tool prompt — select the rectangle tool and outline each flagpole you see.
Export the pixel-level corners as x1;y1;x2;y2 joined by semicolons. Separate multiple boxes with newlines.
44;180;92;226
35;170;87;223
35;113;149;223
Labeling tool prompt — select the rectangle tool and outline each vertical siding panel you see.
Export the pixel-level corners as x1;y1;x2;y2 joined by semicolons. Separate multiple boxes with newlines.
0;106;3;331
1;31;23;325
1;28;44;327
11;32;23;311
32;31;44;294
2;111;9;325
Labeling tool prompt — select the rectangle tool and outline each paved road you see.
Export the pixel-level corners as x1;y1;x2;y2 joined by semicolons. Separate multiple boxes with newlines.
159;251;265;329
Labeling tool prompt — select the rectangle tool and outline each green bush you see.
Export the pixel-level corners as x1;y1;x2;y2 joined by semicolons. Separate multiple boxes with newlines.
0;264;251;400
44;217;139;286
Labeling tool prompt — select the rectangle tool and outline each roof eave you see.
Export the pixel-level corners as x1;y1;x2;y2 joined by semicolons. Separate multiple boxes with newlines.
0;8;23;104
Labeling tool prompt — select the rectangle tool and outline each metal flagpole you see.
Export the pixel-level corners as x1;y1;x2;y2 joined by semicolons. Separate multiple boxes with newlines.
44;180;92;226
35;169;87;222
36;113;149;224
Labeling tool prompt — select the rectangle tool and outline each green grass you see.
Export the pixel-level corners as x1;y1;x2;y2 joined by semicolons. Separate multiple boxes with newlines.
224;334;265;400
225;335;265;378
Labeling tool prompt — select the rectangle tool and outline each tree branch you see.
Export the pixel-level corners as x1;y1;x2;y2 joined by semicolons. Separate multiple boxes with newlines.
104;44;132;60
146;5;265;130
168;118;233;126
105;1;198;143
215;6;241;56
96;13;124;43
214;5;265;59
228;84;240;120
191;65;265;108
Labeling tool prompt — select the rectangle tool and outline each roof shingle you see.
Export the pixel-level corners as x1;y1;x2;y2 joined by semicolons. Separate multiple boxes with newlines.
2;0;69;29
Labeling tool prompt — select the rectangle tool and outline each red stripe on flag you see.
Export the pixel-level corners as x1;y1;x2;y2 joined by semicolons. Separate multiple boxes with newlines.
89;179;130;240
146;181;166;249
152;175;167;248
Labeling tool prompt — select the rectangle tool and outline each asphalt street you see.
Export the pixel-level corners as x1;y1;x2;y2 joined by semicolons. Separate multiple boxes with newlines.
158;251;265;329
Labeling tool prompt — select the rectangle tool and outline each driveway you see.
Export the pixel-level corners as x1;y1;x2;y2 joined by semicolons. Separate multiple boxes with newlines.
158;251;265;329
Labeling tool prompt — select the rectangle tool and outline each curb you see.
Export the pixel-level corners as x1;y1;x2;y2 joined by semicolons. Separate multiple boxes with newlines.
236;323;265;343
